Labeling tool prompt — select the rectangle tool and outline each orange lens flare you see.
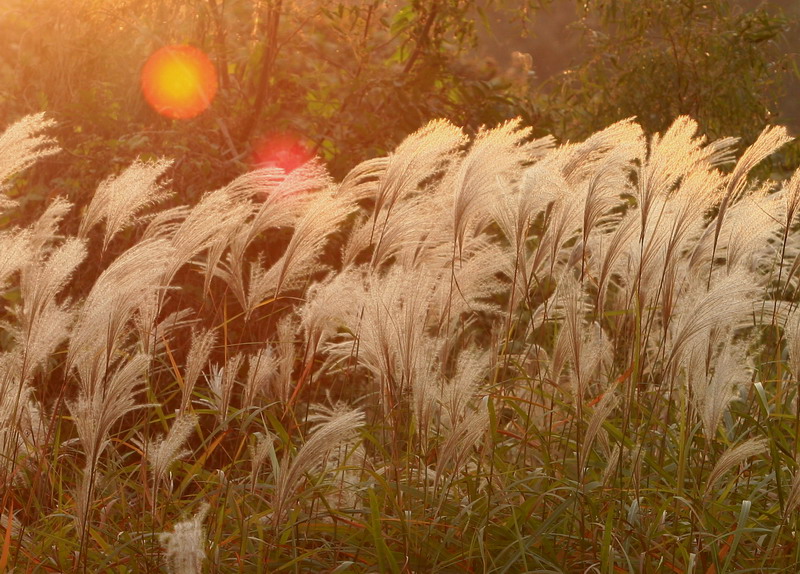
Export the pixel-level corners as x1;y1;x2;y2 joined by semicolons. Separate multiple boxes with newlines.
252;133;313;174
141;45;218;119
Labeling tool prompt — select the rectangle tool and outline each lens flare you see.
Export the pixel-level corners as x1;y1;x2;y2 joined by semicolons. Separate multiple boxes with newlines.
252;132;313;173
141;45;218;119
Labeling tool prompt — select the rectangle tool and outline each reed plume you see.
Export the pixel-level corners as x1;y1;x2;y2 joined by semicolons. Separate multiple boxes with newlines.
180;329;217;414
67;238;173;391
149;413;198;490
160;503;210;574
705;438;768;497
0;113;58;194
272;406;365;526
245;188;355;315
205;354;243;425
79;158;173;251
450;118;534;256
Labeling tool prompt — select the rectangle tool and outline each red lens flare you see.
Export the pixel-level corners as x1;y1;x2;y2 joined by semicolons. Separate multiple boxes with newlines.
141;45;218;119
251;132;313;174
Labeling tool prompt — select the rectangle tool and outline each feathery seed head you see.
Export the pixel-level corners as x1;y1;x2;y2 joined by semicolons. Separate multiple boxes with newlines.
160;503;210;574
705;438;768;496
149;413;198;484
0;113;58;192
272;406;365;525
79;158;173;251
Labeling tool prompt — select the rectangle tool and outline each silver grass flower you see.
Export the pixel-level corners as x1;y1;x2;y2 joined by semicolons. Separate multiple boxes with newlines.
149;413;198;486
28;196;73;255
160;503;210;574
198;208;255;298
558;117;644;185
783;463;800;522
373;118;467;219
222;165;285;201
306;401;367;513
69;352;151;468
181;329;217;414
0;352;33;478
410;336;447;440
216;163;328;302
15;301;73;385
134;298;193;356
722;192;782;272
666;267;757;369
20;237;86;327
430;240;507;327
344;266;438;400
439;347;490;430
165;186;252;289
551;278;611;400
531;175;584;281
591;211;639;318
204;354;243;425
338;156;390;202
67;239;173;393
726;125;792;205
79;158;173;251
778;217;800;293
301;267;365;351
244;160;330;203
70;352;151;531
705;438;768;496
17;237;85;379
653;167;726;278
344;192;444;270
141;205;193;242
491;190;538;309
638;116;707;234
451;118;533;256
687;341;752;440
273;314;298;405
704;125;792;279
781;168;800;229
0;112;58;192
14;398;46;463
434;398;490;492
245;188;355;315
0;229;31;292
601;444;623;488
272;406;365;526
250;430;276;490
243;346;278;408
786;308;800;382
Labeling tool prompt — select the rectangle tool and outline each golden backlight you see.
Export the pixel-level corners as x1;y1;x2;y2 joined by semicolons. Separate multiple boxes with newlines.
141;45;218;119
252;132;312;173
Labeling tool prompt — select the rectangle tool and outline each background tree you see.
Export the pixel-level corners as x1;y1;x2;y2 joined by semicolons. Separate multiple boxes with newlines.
0;0;796;213
537;1;797;146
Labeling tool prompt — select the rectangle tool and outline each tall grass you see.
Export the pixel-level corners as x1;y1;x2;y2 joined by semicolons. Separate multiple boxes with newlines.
2;112;800;572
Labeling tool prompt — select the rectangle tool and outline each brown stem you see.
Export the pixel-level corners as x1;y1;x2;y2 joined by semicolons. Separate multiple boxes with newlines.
207;0;230;91
242;0;283;141
401;3;439;76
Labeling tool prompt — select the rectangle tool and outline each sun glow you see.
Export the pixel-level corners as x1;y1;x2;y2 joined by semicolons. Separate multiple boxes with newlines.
141;45;218;119
251;132;313;173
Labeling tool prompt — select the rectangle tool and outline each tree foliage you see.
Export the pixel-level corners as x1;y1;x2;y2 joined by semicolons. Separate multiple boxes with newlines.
0;0;796;211
540;1;796;146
